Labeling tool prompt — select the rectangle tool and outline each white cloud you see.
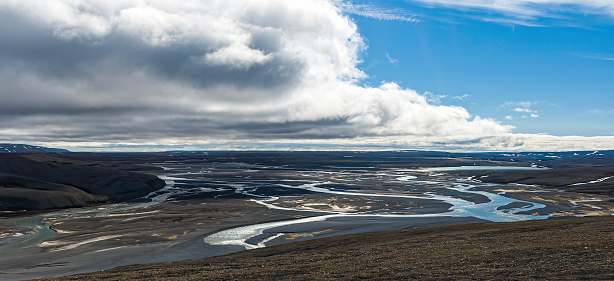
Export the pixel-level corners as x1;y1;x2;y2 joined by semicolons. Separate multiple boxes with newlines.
44;134;614;152
572;53;614;62
423;92;446;104
205;43;273;69
505;116;513;120
587;109;606;115
482;18;545;28
514;107;534;113
501;100;554;109
410;0;614;17
385;53;399;64
0;0;509;147
334;1;419;22
0;0;609;152
501;100;553;120
451;94;469;101
582;109;614;116
408;0;614;26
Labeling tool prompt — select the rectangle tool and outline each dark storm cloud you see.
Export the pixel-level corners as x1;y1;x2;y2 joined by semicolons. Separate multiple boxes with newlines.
221;118;366;139
0;11;303;100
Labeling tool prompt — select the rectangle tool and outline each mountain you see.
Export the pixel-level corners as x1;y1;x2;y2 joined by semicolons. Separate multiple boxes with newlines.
0;143;69;153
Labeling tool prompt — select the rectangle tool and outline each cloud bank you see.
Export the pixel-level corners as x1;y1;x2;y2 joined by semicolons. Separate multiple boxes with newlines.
0;0;611;151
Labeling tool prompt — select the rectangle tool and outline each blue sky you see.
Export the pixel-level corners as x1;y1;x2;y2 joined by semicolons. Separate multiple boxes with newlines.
1;0;613;151
344;0;614;137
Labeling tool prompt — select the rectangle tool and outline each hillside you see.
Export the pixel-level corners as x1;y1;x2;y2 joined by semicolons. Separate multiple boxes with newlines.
37;216;614;280
0;153;165;211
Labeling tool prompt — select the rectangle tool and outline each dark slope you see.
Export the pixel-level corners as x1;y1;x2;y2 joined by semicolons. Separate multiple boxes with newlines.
38;216;614;280
0;153;165;211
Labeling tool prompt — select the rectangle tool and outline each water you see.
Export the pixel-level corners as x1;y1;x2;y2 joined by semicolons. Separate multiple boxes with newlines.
2;152;611;281
205;180;549;250
417;166;548;171
151;162;556;250
0;216;57;254
0;178;176;254
0;162;570;253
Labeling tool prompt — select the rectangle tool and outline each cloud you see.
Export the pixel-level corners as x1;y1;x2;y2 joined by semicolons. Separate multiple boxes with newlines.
514;107;535;113
502;101;537;108
335;1;419;22
408;0;614;26
500;101;548;119
0;0;515;150
385;53;399;64
423;92;469;104
481;18;545;28
204;43;274;69
1;0;611;152
587;109;606;115
572;52;614;62
451;94;469;101
409;0;614;17
583;109;614;116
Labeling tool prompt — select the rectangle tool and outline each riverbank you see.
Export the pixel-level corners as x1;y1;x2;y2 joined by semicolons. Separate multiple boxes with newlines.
37;215;614;280
0;198;299;280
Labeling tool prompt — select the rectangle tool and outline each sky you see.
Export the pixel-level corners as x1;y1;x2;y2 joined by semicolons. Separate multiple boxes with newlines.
0;0;613;152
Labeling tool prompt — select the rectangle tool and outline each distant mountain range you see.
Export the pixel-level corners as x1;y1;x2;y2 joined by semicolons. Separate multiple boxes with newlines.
0;143;69;153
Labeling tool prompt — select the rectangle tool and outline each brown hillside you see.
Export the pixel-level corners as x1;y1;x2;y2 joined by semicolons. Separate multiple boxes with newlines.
37;216;614;280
